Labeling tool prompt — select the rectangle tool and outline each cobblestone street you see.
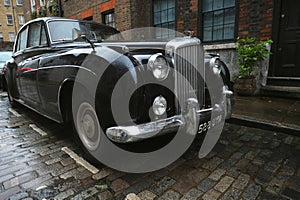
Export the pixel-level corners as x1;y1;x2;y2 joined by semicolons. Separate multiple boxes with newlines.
0;91;300;200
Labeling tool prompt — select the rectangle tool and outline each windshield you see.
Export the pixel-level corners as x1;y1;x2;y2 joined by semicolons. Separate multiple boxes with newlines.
48;20;120;43
0;52;12;63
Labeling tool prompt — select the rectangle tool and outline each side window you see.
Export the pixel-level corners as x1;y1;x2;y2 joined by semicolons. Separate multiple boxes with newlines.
28;22;41;47
28;22;48;48
16;27;28;51
40;25;47;45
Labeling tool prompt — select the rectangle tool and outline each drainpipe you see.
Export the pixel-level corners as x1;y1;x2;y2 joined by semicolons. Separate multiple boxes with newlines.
58;0;63;17
11;0;18;37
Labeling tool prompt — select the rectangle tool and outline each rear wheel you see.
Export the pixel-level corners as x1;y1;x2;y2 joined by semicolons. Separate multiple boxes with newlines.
7;84;17;108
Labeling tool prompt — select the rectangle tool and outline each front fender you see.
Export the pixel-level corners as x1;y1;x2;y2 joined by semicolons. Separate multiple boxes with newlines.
220;60;233;91
76;47;141;132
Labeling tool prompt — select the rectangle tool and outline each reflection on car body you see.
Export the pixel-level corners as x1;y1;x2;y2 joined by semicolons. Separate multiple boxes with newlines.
4;17;233;164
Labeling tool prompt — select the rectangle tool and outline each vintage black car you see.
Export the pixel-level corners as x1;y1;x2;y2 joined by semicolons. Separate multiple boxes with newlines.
4;18;232;160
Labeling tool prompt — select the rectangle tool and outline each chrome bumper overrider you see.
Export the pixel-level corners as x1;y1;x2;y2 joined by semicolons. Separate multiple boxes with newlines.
106;89;233;143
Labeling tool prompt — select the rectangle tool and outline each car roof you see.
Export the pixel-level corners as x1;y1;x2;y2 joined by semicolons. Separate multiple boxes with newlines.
21;17;114;30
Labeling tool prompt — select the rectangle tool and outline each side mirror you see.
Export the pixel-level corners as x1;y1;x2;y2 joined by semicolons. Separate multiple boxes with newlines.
72;28;96;51
72;28;86;41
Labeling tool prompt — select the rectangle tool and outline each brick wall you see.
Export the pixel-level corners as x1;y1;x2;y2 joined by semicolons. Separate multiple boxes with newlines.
0;3;24;42
177;0;198;36
130;0;151;28
62;0;106;22
0;41;14;51
115;0;131;31
62;0;131;32
238;0;274;40
22;0;31;22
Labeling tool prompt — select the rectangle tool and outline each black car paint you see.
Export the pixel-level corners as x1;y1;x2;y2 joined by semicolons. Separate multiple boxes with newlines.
5;18;231;136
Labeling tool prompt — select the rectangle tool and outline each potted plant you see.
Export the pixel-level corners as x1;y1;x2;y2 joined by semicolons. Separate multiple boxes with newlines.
234;37;272;95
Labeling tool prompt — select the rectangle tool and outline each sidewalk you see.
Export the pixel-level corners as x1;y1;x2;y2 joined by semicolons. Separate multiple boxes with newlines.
229;95;300;135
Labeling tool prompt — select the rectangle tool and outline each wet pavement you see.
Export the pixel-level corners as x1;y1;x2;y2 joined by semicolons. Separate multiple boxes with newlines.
231;95;300;134
1;91;300;200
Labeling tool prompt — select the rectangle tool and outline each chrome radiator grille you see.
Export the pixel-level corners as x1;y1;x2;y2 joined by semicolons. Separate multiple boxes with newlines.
173;42;205;108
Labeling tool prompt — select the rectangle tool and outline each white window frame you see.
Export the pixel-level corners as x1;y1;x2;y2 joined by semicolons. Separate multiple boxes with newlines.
6;14;13;25
18;15;25;25
16;0;22;6
9;32;15;42
40;0;45;6
4;0;10;6
31;0;36;12
0;33;3;41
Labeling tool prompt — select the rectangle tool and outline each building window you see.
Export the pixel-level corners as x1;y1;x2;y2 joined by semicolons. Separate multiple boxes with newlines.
39;0;45;6
83;16;93;21
9;32;15;42
4;0;10;6
0;33;3;42
31;0;36;11
102;10;115;28
7;14;13;25
153;0;176;38
16;0;22;5
202;0;236;42
18;15;25;25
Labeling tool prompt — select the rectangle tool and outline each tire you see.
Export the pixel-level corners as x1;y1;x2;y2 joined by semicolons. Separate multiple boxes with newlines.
71;87;102;163
7;85;17;108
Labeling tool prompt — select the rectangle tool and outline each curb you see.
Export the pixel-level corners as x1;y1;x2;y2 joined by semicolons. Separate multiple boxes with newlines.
228;114;300;136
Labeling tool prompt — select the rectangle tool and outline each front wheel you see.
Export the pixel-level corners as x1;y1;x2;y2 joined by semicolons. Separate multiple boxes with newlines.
75;101;101;151
70;88;103;164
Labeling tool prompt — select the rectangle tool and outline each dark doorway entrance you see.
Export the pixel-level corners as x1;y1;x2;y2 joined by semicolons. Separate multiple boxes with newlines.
271;0;300;78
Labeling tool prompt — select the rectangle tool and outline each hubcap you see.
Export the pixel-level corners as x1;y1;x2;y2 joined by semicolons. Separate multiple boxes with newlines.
76;102;101;151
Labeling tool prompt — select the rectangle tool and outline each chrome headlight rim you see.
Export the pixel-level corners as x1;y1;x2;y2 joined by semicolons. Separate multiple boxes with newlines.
147;54;170;81
152;95;167;116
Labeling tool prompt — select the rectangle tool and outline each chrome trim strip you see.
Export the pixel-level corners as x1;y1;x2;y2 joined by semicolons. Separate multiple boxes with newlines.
197;108;213;115
38;65;97;76
14;98;62;124
106;98;204;143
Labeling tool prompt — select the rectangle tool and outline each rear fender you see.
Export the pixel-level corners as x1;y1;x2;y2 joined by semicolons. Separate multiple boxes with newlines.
6;61;19;99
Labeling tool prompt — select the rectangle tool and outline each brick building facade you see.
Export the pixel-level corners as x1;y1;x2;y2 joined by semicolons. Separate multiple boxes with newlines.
22;0;299;87
0;0;24;43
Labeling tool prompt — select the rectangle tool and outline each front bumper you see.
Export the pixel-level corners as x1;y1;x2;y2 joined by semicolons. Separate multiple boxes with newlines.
106;87;233;143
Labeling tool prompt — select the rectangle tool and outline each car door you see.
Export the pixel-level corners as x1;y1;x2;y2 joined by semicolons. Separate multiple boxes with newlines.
17;22;48;108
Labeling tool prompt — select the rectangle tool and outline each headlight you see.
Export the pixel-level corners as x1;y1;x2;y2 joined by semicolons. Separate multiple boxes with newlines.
147;54;170;80
210;57;221;75
152;96;167;116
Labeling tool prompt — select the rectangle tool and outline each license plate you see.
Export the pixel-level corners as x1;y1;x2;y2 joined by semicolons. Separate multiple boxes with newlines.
198;114;222;134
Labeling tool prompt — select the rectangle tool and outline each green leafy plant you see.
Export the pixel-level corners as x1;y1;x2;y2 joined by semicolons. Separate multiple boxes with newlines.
236;37;272;78
30;11;37;19
48;0;60;17
39;6;47;17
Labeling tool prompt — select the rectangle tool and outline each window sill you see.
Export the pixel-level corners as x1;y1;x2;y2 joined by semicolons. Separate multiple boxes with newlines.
203;43;236;51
